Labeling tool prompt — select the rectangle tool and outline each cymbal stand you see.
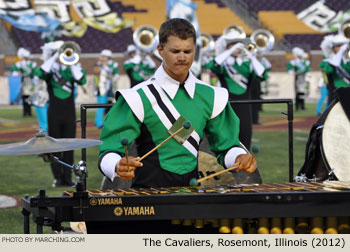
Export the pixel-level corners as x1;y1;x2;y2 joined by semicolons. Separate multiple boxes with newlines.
42;153;87;192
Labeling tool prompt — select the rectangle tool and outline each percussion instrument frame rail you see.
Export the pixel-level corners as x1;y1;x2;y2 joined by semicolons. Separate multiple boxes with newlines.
21;183;350;234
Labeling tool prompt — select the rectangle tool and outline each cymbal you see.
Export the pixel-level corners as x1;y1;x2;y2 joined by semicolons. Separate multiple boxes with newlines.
0;135;102;155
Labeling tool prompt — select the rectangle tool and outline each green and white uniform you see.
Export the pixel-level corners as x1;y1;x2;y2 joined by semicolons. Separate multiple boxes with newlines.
123;55;156;87
206;53;268;150
207;56;268;96
94;60;119;96
99;65;246;188
11;60;37;96
320;58;350;103
34;54;87;185
287;58;311;110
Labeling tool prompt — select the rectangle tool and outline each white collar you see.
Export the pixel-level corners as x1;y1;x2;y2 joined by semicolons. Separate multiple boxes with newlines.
151;64;196;99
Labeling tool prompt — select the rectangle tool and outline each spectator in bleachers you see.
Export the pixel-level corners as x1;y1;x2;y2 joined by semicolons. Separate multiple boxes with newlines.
207;31;268;150
10;48;36;117
320;34;350;105
287;47;311;111
123;44;156;88
34;41;87;187
93;49;119;129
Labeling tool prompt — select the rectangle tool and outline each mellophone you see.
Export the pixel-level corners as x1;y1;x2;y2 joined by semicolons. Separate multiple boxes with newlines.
21;181;350;234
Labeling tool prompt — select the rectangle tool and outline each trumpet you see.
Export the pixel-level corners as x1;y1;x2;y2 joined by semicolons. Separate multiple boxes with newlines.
133;25;159;53
250;29;275;53
58;41;81;65
199;33;215;54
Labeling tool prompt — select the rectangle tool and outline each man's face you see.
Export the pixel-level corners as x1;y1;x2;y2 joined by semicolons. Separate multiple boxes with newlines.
333;45;341;54
99;55;108;65
158;35;195;82
227;42;240;57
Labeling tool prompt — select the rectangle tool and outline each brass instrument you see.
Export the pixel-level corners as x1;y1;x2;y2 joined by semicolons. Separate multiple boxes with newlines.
199;33;215;54
339;19;350;57
250;29;275;53
58;41;81;65
133;25;159;53
340;18;350;39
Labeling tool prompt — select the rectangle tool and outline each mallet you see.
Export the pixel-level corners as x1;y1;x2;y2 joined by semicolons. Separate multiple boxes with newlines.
138;121;191;162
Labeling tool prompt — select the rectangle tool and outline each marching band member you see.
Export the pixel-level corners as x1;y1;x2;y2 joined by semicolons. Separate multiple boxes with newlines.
99;18;256;188
34;41;87;187
93;18;256;233
316;34;336;115
11;48;36;117
123;44;156;87
206;31;268;150
251;51;272;124
287;47;311;111
93;49;119;128
320;34;350;104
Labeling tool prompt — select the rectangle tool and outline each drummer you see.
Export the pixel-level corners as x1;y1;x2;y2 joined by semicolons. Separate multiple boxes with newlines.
98;18;257;189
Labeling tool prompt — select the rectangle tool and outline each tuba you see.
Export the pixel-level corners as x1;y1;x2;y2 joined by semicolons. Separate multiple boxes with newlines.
200;33;215;54
133;25;159;52
250;29;275;53
58;41;81;65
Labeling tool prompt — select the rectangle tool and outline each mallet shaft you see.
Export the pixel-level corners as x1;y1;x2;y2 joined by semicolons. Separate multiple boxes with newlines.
138;126;185;162
197;164;239;183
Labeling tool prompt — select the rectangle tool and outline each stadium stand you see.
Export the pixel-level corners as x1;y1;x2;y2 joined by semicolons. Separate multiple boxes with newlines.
5;0;252;54
239;0;350;50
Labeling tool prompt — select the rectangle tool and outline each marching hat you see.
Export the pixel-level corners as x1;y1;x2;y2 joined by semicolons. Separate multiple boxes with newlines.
17;48;31;59
126;44;137;54
101;49;112;57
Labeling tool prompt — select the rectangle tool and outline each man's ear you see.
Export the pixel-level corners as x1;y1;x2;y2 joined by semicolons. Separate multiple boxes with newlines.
157;44;163;57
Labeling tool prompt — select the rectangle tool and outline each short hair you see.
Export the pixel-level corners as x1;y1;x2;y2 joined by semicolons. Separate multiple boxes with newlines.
159;18;196;46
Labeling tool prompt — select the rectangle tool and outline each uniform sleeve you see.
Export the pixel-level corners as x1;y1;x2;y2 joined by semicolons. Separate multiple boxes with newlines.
99;95;142;158
204;103;241;167
33;67;49;81
286;62;294;73
75;69;87;85
320;61;335;74
207;59;223;75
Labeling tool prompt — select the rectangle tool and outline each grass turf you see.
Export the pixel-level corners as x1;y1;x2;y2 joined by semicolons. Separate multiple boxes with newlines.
0;103;319;233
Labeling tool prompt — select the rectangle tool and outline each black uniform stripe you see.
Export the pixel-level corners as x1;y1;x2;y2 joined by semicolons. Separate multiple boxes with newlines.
148;84;176;124
148;84;199;150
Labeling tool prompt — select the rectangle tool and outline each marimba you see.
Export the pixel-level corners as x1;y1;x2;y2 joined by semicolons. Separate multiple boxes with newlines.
21;181;350;234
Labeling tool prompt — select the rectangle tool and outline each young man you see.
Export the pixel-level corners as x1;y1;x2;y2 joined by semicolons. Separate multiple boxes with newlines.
93;49;119;128
34;42;87;187
98;18;256;189
287;47;311;111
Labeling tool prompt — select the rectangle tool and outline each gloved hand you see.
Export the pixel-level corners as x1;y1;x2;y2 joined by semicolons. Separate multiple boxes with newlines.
329;42;349;67
215;42;244;65
41;52;59;73
71;63;83;80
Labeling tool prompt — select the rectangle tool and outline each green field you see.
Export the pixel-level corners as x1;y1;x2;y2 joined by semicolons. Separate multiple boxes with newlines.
0;103;319;233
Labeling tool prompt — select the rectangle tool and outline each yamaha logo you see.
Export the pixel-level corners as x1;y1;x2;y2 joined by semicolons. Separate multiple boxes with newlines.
114;207;123;216
89;198;98;206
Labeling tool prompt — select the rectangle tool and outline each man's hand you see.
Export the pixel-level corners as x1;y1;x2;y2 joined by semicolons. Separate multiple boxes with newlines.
115;156;143;180
234;154;257;174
